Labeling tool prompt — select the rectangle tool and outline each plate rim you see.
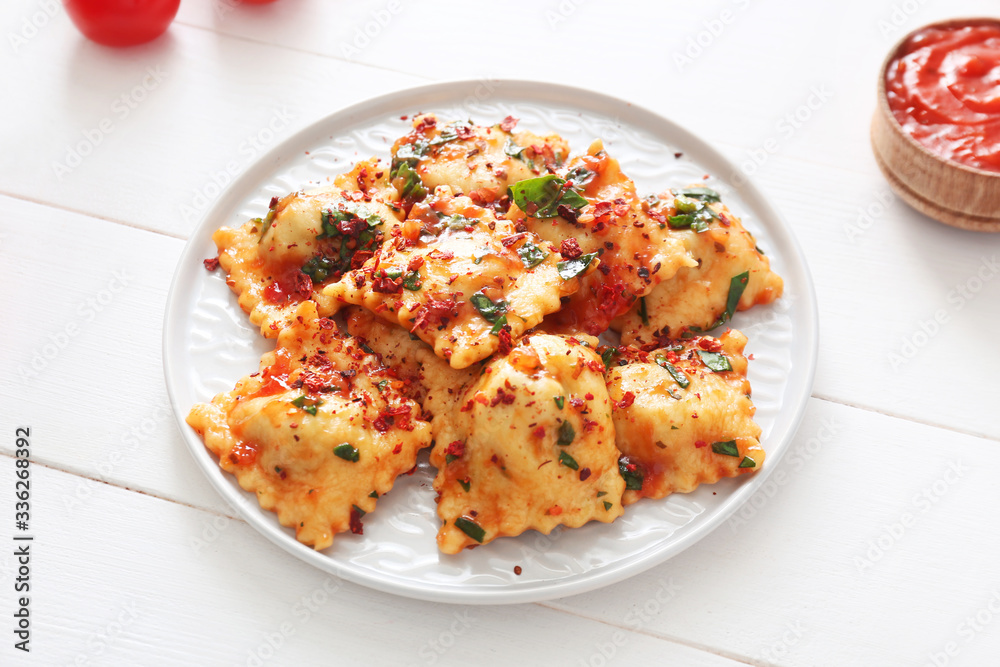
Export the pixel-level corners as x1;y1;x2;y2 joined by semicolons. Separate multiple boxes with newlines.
162;78;819;605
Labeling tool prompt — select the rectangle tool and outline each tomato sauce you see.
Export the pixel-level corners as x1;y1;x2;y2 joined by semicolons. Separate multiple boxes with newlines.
885;22;1000;172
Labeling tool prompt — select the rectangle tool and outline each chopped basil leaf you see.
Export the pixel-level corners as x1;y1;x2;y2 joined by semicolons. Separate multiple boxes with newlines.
691;219;710;233
352;504;366;517
601;348;614;370
667;387;683;400
376;379;389;393
458;478;471;492
392;161;427;200
680;186;721;202
470;291;508;323
639;296;649;326
368;490;379;498
739;456;756;469
655;356;690;388
673;195;699;213
596;491;607;497
489;314;508;336
291;395;322;415
668;213;695;228
603;501;613;511
508;174;588;218
707;271;750;329
472;246;491;264
557;252;597;280
440;213;474;231
454;516;485;543
318;203;382;240
257;200;279;242
402;270;422;291
559;450;579;470
301;254;338;284
557;420;575;446
618;459;643;490
517;241;548;268
554;396;565;409
334;443;360;462
503;138;526;160
564;166;595;190
698;350;732;372
384;267;403;280
711;440;739;457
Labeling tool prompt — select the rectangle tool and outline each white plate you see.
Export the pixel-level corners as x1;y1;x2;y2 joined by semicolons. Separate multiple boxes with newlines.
163;80;818;605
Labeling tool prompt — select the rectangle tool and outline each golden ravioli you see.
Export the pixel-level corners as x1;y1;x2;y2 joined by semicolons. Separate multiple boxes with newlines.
605;330;763;504
325;190;578;369
508;141;696;336
615;189;783;344
211;160;402;337
186;301;431;550
431;334;625;554
391;113;569;205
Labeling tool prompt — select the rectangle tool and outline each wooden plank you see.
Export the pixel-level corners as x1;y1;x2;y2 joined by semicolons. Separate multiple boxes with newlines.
0;2;424;240
0;460;747;667
549;398;1000;666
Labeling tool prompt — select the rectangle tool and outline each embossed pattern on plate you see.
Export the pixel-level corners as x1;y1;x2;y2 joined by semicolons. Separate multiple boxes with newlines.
163;81;818;604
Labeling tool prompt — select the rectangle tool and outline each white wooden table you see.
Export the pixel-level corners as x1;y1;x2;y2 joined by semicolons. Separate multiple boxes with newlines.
3;0;999;664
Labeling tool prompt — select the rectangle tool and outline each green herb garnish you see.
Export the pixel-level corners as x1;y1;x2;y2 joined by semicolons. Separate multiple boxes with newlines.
619;459;643;490
334;443;360;462
557;420;575;446
489;314;508;336
454;516;485;543
711;440;739;457
558;450;579;470
470;292;507;323
603;501;613;511
458;478;471;492
639;296;649;326
517;241;548;268
679;186;721;202
739;456;756;468
697;350;732;372
508;175;588;218
655;356;690;388
554;396;565;410
291;395;322;415
557;252;597;280
402;270;422;291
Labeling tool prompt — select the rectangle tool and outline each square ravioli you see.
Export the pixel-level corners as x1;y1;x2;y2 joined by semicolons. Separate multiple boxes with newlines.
211;159;402;337
431;334;625;554
604;330;764;504
324;190;579;369
186;301;432;550
614;187;783;344
391;113;569;206
506;141;697;335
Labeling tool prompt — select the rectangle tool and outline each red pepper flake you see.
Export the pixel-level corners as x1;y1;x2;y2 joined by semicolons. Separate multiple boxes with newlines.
748;353;755;361
444;440;465;459
490;388;516;407
356;167;369;191
569;397;585;411
415;115;437;132
617;391;636;409
490;454;500;464
407;255;425;271
317;318;336;330
584;392;594;401
593;201;614;219
372;414;394;432
514;565;522;575
560;237;583;259
557;204;579;223
579;467;591;481
500;116;519;132
691;413;699;419
695;440;707;448
371;271;403;294
392;443;402;454
349;507;364;535
428;248;455;261
532;426;545;439
456;124;474;140
497;325;513;356
583;418;599;432
203;257;220;271
291;271;313;300
500;232;527;247
400;115;409;121
411;297;458;331
613;198;629;217
698;337;723;352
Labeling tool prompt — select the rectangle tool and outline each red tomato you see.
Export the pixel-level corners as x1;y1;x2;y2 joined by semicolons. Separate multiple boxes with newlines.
64;0;181;47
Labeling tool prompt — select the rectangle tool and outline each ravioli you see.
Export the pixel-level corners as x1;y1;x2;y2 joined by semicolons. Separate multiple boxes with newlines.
325;190;579;369
508;142;696;335
391;114;569;205
614;189;783;345
605;330;763;504
211;160;402;337
431;334;625;554
186;301;432;550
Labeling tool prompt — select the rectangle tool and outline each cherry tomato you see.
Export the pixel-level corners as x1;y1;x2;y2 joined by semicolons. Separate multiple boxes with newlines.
64;0;181;47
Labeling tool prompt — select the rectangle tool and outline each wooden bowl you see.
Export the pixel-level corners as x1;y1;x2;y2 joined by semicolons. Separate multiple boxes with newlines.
870;17;1000;232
